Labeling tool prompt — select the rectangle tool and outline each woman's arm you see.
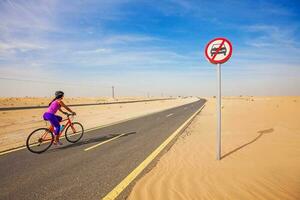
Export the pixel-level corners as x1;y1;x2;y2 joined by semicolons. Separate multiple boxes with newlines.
58;108;68;115
59;101;76;115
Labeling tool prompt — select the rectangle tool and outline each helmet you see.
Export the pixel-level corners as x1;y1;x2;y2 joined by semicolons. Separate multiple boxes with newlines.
55;91;64;99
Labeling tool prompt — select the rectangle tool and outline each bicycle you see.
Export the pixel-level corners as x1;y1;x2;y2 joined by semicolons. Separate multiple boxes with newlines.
26;113;84;153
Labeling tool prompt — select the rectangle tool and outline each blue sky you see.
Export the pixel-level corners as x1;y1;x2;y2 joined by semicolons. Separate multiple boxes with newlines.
0;0;300;97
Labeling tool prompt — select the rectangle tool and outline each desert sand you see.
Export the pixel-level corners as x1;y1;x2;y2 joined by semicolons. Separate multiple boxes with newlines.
128;96;300;200
0;96;157;108
0;97;198;152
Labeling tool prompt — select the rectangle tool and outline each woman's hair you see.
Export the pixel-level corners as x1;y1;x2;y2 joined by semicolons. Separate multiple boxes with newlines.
48;97;57;106
48;91;64;106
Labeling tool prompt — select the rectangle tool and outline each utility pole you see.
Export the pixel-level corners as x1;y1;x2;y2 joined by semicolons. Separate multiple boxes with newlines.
112;86;115;99
147;92;150;98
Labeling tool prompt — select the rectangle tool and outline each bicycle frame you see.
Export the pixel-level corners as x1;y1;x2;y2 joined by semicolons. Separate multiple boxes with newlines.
41;115;76;142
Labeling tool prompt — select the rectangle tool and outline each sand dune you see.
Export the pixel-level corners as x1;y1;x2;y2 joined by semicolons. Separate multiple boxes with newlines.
128;96;300;200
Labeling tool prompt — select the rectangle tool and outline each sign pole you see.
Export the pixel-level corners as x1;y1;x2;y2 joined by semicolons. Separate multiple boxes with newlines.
217;63;221;160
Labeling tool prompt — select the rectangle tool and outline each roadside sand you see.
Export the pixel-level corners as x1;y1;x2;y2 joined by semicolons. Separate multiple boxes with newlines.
0;97;198;152
0;96;155;108
128;96;300;200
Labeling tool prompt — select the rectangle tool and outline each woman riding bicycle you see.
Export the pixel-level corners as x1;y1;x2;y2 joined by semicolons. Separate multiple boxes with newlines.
43;91;76;145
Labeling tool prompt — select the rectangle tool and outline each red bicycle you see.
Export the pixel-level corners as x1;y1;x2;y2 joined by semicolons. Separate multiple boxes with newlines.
26;113;84;153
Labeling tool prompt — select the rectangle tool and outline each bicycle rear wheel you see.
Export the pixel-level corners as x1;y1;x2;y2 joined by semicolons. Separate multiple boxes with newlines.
65;122;84;143
26;128;54;153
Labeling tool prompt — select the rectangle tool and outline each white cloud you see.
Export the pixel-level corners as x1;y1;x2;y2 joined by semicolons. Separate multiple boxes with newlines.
0;41;45;52
244;24;298;48
102;35;159;45
0;62;57;81
69;47;198;70
0;0;58;32
75;48;112;54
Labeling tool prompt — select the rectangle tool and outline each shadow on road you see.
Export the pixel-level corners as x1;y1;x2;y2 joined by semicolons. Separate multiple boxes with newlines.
221;128;274;159
48;131;137;152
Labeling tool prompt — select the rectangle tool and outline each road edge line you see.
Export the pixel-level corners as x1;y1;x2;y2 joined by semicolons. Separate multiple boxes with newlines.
102;103;206;200
0;146;27;156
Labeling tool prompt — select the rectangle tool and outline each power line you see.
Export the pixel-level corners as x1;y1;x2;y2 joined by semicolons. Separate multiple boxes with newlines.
0;76;166;97
0;76;112;89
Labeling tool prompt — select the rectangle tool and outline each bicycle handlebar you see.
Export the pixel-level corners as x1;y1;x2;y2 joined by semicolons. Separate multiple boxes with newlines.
66;113;76;117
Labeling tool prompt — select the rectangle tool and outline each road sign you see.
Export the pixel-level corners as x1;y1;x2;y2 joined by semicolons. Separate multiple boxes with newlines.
205;37;232;64
204;37;233;160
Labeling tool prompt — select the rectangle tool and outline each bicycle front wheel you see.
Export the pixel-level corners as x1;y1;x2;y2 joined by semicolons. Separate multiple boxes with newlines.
26;128;54;153
65;122;84;143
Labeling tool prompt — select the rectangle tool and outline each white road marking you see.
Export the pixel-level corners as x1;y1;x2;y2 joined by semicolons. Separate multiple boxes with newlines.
84;133;127;151
166;113;174;117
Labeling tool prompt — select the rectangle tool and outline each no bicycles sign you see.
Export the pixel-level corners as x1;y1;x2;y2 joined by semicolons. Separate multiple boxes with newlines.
205;37;232;64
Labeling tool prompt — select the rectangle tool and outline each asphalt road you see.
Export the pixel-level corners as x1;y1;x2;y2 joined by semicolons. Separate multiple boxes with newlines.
0;99;206;200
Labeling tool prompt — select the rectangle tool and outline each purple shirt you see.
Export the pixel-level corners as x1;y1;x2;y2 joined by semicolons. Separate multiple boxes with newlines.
47;100;61;114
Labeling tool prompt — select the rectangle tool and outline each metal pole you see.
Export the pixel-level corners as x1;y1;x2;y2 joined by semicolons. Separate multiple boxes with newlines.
112;86;115;99
217;63;221;160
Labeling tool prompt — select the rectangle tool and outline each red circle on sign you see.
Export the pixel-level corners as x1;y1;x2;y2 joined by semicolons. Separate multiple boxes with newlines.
205;37;232;64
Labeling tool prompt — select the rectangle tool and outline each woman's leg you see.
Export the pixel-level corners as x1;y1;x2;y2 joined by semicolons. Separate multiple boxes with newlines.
54;115;63;142
43;113;61;142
